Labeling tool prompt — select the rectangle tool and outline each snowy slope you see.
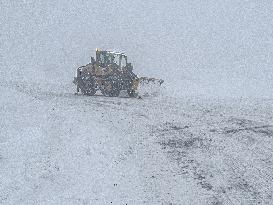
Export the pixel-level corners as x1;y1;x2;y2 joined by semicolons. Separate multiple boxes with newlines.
1;81;273;204
1;1;273;204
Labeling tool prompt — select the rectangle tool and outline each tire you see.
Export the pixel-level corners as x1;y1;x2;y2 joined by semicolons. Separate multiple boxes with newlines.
80;77;96;96
100;81;120;97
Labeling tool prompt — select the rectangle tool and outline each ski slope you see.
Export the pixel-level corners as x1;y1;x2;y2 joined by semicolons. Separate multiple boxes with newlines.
1;80;273;204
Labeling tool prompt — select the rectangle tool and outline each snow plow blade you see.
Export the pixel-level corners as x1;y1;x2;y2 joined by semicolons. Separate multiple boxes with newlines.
139;77;164;86
135;77;164;97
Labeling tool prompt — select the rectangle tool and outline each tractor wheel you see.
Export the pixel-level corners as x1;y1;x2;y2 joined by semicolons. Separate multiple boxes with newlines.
81;78;96;96
100;81;120;97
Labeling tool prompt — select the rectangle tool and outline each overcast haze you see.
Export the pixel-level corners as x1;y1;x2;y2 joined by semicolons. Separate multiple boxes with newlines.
1;0;273;97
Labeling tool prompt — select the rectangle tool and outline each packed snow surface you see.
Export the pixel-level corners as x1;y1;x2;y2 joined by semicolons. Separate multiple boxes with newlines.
1;81;273;204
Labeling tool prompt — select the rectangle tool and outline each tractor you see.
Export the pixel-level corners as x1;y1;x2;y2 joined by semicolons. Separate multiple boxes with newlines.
73;49;163;97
